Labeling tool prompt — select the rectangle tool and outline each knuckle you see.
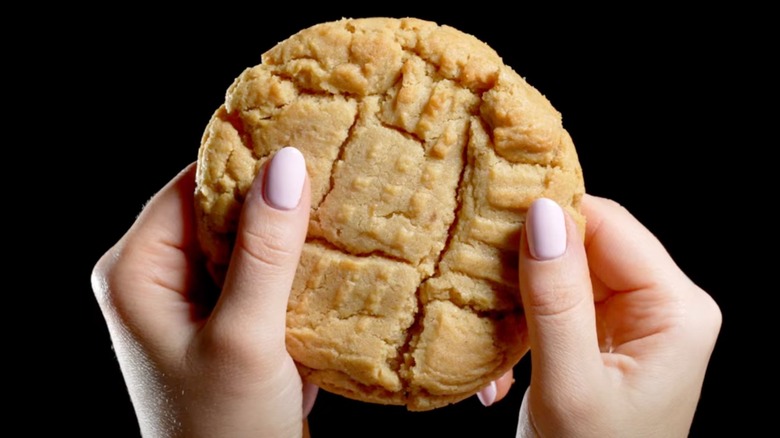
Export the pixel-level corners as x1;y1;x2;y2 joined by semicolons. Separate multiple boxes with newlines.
236;222;297;270
588;194;626;212
91;253;112;305
91;248;123;311
695;286;723;337
671;285;723;353
601;197;624;210
525;274;588;318
603;198;633;219
90;244;149;327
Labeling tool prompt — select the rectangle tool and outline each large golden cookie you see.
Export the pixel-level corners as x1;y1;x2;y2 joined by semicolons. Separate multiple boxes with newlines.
195;17;584;411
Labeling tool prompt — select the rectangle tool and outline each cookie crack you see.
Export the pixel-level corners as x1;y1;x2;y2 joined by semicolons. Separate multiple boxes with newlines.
221;110;260;162
268;68;363;100
215;149;235;195
332;311;385;321
429;293;520;319
376;210;414;223
394;287;423;397
314;105;359;212
378;120;425;146
396;117;472;400
305;237;416;268
430;120;471;278
266;69;334;97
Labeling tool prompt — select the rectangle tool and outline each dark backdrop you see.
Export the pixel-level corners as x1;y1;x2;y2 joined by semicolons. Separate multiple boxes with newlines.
54;9;755;437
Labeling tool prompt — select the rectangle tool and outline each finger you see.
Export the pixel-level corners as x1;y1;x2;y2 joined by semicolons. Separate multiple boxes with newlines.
493;369;514;403
207;147;311;357
581;194;688;352
302;382;319;418
91;163;201;352
582;194;683;300
477;370;514;407
583;194;721;358
518;198;602;386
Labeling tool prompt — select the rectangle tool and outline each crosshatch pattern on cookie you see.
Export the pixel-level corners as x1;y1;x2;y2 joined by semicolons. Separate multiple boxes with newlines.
195;17;584;411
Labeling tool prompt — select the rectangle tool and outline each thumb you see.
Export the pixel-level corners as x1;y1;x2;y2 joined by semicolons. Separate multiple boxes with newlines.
518;198;601;391
208;146;311;353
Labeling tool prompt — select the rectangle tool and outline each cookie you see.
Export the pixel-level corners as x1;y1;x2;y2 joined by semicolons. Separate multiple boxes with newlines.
194;17;585;411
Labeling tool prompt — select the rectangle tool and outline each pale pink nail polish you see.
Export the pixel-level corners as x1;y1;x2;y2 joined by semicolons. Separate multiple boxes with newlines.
264;147;306;210
527;198;567;260
477;380;497;407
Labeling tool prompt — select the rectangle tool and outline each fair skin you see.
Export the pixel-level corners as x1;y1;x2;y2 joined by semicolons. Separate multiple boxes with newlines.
92;147;721;437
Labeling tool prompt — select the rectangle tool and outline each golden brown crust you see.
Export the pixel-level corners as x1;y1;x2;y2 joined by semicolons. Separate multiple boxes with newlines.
195;17;585;410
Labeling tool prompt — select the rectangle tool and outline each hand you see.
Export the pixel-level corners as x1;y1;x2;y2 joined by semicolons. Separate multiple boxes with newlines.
508;195;722;437
91;147;317;437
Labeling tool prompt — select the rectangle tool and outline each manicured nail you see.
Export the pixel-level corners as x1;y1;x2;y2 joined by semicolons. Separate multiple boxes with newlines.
302;382;319;419
264;147;306;210
527;198;567;260
477;380;497;407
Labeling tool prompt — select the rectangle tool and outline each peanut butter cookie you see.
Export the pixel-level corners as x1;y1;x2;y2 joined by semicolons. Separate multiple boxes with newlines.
195;17;584;411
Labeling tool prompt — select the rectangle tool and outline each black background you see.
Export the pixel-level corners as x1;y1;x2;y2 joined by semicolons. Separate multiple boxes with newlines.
44;8;762;437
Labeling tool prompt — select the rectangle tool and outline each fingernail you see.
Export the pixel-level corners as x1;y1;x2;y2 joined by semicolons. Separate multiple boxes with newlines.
264;147;306;210
527;198;567;260
477;380;497;407
302;382;318;419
